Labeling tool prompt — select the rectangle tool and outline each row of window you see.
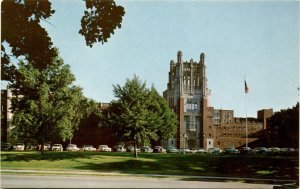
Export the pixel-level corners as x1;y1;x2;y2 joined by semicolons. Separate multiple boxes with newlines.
184;98;199;112
217;126;260;131
217;132;247;137
216;141;242;147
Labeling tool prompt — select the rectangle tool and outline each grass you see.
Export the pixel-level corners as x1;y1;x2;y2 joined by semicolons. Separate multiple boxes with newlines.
1;151;298;180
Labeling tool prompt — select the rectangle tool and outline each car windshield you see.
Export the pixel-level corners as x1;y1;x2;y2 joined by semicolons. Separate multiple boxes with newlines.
101;145;108;148
53;144;61;147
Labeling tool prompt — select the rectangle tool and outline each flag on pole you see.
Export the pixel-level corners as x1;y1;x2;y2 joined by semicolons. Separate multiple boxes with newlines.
244;80;249;93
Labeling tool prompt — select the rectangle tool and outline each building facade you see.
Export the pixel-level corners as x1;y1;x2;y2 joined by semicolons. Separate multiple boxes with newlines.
163;51;273;150
212;109;273;149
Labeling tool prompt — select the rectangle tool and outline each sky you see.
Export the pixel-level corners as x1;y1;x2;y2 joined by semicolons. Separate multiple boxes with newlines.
37;0;299;117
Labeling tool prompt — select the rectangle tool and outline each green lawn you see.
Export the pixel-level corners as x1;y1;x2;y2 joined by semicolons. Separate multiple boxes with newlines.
1;151;298;180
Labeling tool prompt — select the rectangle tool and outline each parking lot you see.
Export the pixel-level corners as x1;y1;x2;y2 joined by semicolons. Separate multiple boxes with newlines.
1;142;298;156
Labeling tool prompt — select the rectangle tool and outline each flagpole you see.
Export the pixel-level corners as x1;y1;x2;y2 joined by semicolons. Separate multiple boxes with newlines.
245;89;248;148
244;76;248;148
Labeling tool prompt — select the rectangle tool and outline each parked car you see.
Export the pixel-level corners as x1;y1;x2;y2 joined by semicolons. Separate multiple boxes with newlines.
126;146;141;153
223;147;239;155
13;143;25;151
153;146;166;153
253;147;271;154
268;147;281;154
192;148;207;154
1;142;13;151
66;144;79;151
141;146;153;153
44;143;51;151
82;145;96;151
166;147;178;153
52;144;63;151
280;148;296;155
178;148;192;154
112;145;126;152
26;143;38;151
98;145;112;152
239;147;253;155
207;147;221;155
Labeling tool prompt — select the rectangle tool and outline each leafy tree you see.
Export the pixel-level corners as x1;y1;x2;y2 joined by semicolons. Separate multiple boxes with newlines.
10;51;96;154
268;103;299;148
1;0;125;81
148;86;178;142
79;0;125;47
106;75;177;158
68;88;100;143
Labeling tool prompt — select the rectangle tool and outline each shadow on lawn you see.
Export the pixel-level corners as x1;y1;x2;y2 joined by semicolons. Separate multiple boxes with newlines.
2;152;298;182
74;154;299;181
0;151;120;162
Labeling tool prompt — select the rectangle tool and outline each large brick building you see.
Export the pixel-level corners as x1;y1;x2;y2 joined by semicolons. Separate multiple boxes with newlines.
1;52;273;149
163;51;273;150
212;109;273;149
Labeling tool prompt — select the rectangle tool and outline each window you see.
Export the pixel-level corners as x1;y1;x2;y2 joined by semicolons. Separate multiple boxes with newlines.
184;98;198;112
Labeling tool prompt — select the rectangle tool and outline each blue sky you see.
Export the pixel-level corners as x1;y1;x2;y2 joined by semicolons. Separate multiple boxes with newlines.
38;0;299;117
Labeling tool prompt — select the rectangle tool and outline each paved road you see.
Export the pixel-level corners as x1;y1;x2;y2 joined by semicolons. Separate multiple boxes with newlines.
1;174;277;188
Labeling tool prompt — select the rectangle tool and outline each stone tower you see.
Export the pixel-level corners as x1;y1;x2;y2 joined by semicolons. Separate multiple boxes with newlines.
163;51;212;149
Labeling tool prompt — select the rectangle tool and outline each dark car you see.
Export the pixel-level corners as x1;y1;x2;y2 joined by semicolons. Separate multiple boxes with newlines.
239;147;253;155
1;142;13;151
280;148;296;155
208;147;221;155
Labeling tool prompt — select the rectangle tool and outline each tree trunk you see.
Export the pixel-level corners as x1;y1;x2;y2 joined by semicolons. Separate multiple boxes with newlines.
134;138;138;158
40;142;45;156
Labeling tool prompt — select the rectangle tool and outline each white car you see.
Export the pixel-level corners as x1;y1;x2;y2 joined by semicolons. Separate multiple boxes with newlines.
13;143;25;151
126;146;141;153
82;145;96;151
178;148;192;154
44;143;51;151
98;145;112;152
192;148;207;154
66;144;79;151
52;144;63;151
141;146;153;153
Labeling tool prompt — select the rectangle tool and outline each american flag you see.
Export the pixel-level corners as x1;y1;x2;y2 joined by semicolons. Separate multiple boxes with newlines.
244;80;249;93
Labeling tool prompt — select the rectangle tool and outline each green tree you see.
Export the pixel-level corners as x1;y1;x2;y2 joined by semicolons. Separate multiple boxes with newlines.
1;0;125;81
10;52;96;155
148;86;178;142
68;87;99;144
107;75;177;158
268;103;299;148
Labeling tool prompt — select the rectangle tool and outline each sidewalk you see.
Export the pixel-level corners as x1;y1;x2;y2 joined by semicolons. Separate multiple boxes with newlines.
1;169;295;184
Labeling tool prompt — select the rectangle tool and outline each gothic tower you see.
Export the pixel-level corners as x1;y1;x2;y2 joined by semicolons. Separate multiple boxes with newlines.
163;51;212;149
